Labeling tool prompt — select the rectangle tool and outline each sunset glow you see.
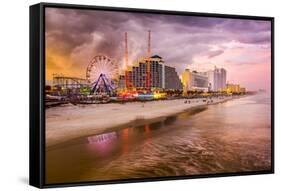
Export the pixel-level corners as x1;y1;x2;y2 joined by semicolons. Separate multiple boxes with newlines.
46;8;271;91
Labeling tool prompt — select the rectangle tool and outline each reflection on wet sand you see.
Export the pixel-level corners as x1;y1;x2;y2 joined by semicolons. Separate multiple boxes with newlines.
46;94;271;184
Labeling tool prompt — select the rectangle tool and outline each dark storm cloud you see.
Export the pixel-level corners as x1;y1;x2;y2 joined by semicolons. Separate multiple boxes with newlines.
221;19;271;33
217;19;271;45
46;8;130;56
236;31;271;44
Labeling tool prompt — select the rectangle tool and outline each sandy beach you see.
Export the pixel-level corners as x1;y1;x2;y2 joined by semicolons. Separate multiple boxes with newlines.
46;96;234;147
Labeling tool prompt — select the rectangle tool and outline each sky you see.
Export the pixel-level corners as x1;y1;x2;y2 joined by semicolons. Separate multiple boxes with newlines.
45;7;271;91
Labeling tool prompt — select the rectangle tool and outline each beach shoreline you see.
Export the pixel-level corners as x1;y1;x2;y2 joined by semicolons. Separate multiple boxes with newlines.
45;96;243;148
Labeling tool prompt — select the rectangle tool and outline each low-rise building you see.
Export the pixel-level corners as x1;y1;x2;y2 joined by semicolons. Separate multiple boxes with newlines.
181;69;209;94
226;83;243;93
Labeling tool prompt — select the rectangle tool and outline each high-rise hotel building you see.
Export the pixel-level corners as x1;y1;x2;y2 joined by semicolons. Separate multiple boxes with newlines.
120;55;182;91
207;67;227;91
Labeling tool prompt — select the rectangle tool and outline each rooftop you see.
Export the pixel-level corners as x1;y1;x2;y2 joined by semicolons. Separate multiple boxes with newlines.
150;55;162;59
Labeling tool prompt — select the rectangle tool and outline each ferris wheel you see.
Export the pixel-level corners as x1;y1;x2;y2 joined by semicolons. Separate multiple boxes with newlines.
86;55;119;83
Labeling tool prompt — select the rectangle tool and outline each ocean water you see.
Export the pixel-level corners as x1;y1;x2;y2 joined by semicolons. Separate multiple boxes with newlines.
46;93;271;184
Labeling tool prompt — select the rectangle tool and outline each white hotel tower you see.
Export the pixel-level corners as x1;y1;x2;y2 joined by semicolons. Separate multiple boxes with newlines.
207;66;227;91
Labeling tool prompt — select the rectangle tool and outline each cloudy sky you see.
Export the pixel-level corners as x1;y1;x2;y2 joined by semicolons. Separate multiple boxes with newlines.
45;7;271;91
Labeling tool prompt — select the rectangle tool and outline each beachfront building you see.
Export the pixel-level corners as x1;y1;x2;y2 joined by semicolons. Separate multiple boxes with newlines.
122;55;182;91
240;87;246;93
225;83;246;93
125;70;133;89
181;69;209;94
207;67;227;91
181;69;192;94
164;65;183;90
191;71;209;92
226;83;241;93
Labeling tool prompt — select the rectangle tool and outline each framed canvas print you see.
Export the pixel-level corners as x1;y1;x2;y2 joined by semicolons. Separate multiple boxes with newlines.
29;2;274;188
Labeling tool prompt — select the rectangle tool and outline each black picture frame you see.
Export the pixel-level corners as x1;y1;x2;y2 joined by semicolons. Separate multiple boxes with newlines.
30;2;275;189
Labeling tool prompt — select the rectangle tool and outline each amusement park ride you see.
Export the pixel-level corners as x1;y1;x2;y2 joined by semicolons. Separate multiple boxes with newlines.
86;54;118;95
